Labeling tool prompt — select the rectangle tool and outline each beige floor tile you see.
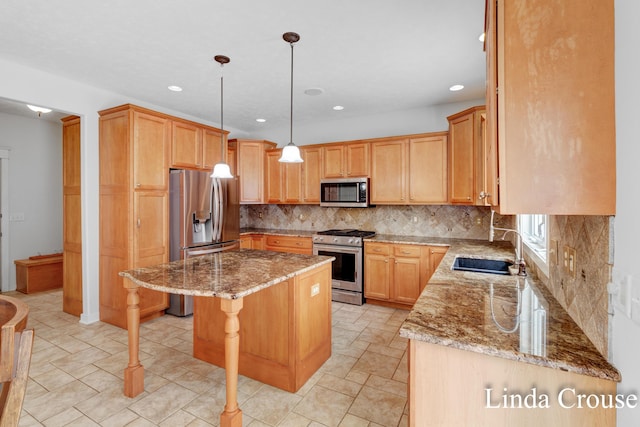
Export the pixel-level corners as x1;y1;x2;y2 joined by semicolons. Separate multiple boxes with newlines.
339;413;370;427
365;375;407;398
277;412;312;426
75;385;144;423
99;408;140;427
316;373;363;397
23;380;98;422
241;385;302;426
352;351;400;379
41;407;84;427
293;385;354;427
31;366;76;391
348;386;406;427
128;383;198;424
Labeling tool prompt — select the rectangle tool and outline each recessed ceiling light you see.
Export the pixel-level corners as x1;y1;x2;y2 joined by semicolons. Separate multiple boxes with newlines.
333;105;344;111
304;88;324;96
449;84;464;92
479;32;486;42
27;104;52;114
256;118;266;123
168;85;183;92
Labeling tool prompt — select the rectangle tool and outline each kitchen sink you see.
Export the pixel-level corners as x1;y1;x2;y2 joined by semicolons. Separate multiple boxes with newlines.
452;257;513;275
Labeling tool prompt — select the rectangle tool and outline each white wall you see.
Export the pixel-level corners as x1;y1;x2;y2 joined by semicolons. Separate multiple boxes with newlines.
249;99;484;145
613;0;640;425
0;113;63;290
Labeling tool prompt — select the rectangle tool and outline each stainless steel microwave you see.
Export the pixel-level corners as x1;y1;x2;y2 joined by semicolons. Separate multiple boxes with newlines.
320;178;369;208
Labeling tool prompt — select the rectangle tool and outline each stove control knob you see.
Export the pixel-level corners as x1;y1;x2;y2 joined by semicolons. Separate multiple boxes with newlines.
348;238;355;244
333;237;339;243
355;238;361;245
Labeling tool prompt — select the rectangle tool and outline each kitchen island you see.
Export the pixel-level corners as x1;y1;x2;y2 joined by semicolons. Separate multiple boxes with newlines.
392;238;621;426
119;248;334;427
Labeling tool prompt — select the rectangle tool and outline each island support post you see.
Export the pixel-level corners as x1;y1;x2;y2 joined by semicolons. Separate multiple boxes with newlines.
123;278;245;427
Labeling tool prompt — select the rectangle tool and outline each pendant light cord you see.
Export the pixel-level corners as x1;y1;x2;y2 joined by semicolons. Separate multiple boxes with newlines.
289;41;294;145
220;62;224;157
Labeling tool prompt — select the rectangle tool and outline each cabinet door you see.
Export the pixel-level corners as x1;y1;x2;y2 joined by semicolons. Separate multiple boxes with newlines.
301;147;322;203
203;128;224;170
240;235;252;249
251;235;265;250
133;191;169;315
171;121;202;168
448;113;475;204
133;111;169;190
408;135;448;204
429;246;448;279
266;150;284;203
364;253;390;300
284;162;302;203
370;140;406;204
346;142;369;177
323;145;344;178
238;142;266;203
393;256;421;304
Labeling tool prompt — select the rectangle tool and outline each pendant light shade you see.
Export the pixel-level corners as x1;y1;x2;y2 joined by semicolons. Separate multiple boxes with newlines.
279;32;304;163
211;55;234;179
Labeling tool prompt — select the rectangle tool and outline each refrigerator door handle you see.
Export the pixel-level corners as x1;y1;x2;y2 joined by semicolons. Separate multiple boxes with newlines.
217;179;224;240
184;243;238;258
211;178;219;241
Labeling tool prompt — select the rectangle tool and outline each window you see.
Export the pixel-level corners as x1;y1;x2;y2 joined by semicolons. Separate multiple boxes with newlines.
518;214;548;274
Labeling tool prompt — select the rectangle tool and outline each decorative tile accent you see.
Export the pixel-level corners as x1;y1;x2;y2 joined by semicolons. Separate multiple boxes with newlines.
241;204;511;240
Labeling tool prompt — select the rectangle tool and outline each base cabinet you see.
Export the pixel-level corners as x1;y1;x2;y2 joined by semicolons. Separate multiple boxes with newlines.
364;243;446;308
193;263;332;392
409;340;616;426
265;235;312;255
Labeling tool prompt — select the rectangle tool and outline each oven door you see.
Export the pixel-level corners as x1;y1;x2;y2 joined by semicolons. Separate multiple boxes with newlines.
313;243;362;292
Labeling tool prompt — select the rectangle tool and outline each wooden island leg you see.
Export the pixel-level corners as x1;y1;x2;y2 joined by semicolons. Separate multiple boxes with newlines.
124;282;144;397
219;297;244;427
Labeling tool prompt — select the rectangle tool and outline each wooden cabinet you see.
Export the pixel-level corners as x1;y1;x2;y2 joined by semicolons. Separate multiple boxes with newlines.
322;142;369;178
170;120;227;171
429;246;448;274
265;149;303;204
265;235;312;255
240;234;266;249
364;242;442;308
99;104;170;329
193;263;332;392
62;116;83;316
447;106;490;205
485;0;615;214
233;139;277;204
301;146;322;203
410;340;615;426
370;133;448;205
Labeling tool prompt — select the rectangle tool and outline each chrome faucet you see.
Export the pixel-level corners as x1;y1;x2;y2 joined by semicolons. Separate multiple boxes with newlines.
489;210;527;276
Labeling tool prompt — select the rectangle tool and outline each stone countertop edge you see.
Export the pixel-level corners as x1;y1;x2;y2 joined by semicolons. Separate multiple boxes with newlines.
240;228;315;238
119;249;335;300
370;234;621;383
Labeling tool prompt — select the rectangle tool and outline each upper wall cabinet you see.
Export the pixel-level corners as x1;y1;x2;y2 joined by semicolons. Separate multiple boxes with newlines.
447;106;494;206
232;139;277;204
322;142;369;178
170;120;227;171
485;0;615;215
370;133;447;205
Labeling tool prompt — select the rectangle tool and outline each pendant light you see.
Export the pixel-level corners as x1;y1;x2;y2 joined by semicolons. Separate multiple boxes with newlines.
279;32;304;163
211;54;234;179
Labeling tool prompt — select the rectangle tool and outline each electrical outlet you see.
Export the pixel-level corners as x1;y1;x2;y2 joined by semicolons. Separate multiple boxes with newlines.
549;239;559;266
310;283;320;297
476;217;482;225
412;216;418;223
563;245;576;278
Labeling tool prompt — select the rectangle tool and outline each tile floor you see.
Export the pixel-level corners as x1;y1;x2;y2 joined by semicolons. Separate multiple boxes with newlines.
8;290;410;427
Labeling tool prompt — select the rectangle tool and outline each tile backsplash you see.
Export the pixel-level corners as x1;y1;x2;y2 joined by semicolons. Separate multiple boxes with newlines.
241;204;513;240
526;215;613;358
242;204;612;358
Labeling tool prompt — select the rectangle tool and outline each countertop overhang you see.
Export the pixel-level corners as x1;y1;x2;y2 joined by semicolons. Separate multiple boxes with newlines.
119;248;334;300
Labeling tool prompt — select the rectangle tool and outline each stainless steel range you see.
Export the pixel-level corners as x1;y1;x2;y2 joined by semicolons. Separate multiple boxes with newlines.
312;229;376;305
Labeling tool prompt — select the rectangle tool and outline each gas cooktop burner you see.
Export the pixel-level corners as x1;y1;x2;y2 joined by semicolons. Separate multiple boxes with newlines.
316;229;376;238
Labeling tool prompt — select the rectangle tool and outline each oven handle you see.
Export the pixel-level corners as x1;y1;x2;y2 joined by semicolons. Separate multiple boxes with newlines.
312;243;362;255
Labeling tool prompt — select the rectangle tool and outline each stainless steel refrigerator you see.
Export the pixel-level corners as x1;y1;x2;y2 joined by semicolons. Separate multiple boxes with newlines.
167;169;240;316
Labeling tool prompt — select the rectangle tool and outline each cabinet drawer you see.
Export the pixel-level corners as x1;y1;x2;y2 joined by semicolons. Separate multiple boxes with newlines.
365;242;390;256
265;235;312;250
393;245;421;257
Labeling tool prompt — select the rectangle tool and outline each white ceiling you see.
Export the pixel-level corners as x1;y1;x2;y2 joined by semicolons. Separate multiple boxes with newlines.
0;0;486;133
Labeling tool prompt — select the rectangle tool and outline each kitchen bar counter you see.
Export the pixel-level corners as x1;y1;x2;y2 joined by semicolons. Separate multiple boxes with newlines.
119;249;334;427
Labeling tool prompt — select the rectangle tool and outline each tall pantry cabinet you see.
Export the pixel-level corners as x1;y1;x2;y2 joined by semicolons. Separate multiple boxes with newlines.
62;116;83;316
99;104;169;329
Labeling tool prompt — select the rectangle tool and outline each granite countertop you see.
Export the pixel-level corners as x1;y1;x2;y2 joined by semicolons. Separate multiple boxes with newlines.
119;249;334;300
240;228;315;238
371;235;621;382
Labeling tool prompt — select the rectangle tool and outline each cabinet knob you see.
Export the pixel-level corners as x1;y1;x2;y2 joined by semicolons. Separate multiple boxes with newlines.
467;196;471;200
384;259;389;263
136;183;141;188
137;218;141;228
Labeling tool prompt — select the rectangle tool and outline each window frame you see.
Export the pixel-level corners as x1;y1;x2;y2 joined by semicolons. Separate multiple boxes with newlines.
517;214;549;277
